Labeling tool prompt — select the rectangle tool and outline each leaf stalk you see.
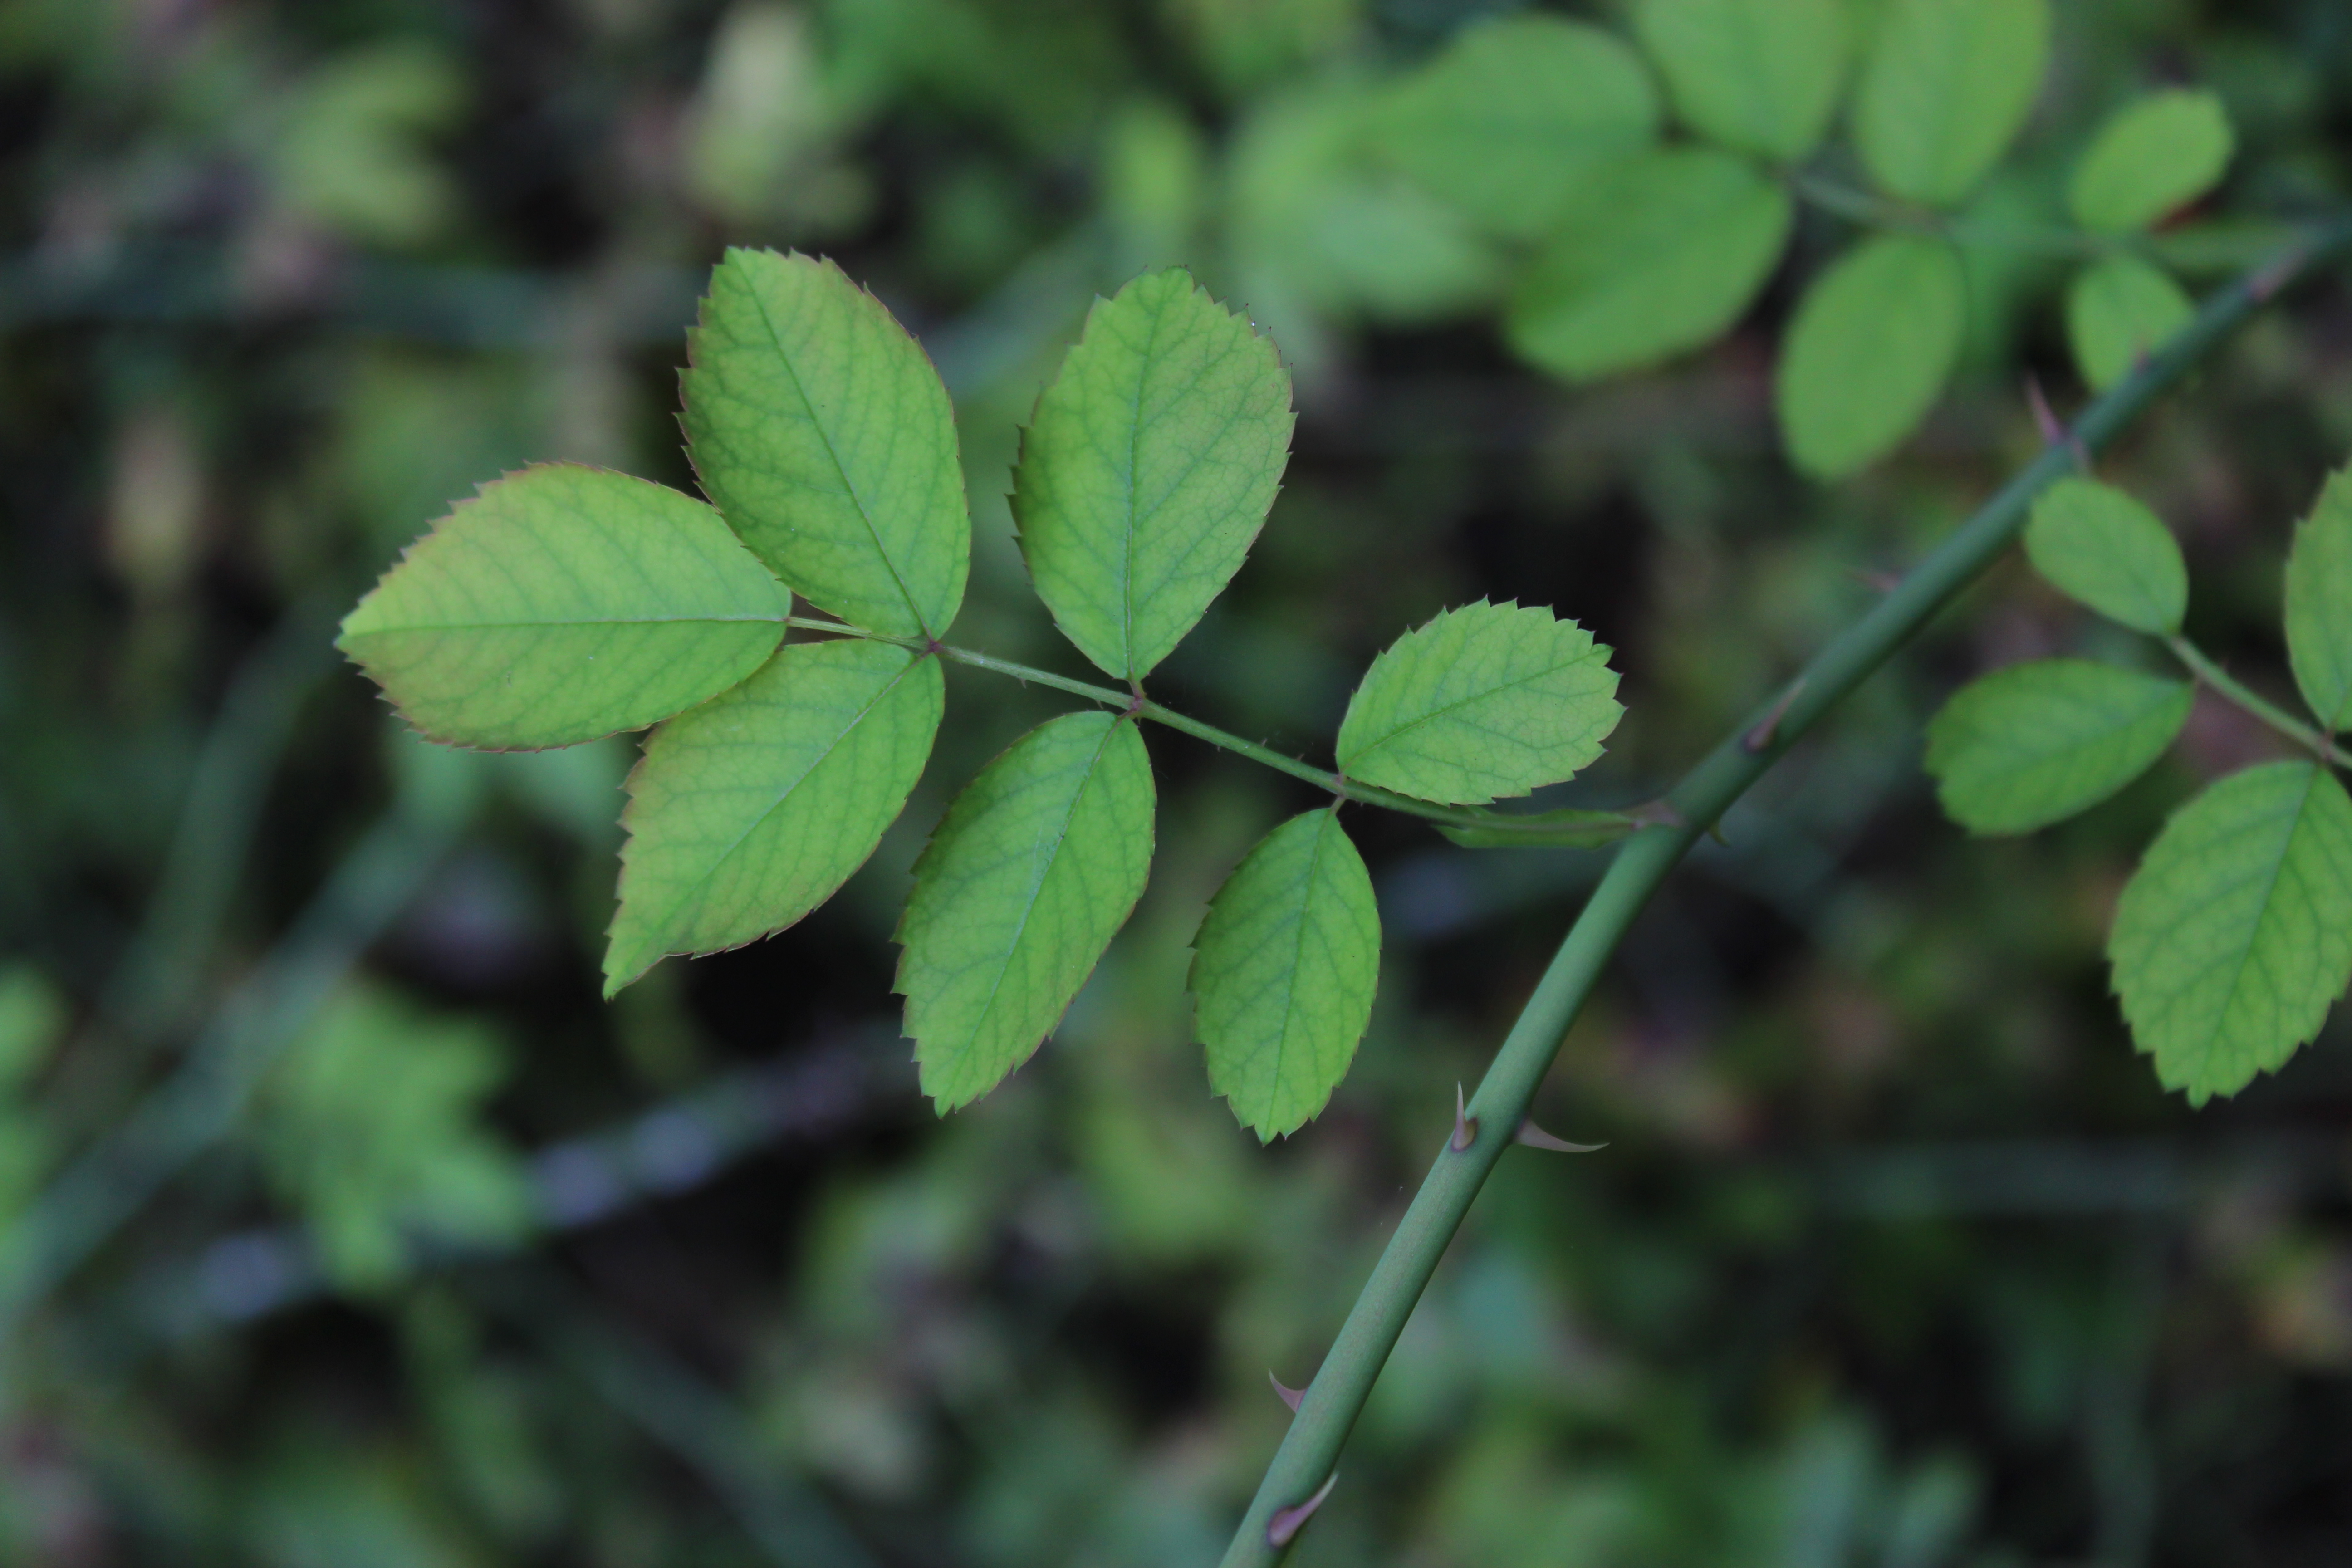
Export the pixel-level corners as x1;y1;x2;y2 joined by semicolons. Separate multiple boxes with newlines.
2165;635;2352;769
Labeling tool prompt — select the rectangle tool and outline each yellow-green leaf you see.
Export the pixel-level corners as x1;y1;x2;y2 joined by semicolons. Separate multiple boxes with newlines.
1925;659;2191;834
1852;0;2050;207
683;248;970;638
2068;89;2234;234
1193;808;1380;1140
2024;477;2188;636
2284;464;2352;732
605;639;943;995
338;464;788;751
2065;254;2194;392
1633;0;1850;161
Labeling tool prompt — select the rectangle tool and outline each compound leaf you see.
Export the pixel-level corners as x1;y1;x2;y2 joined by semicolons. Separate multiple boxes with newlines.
1014;270;1294;683
1776;233;1965;478
605;639;944;996
1506;147;1792;382
2024;477;2188;635
1853;0;2050;208
897;712;1155;1111
1633;0;1850;161
2111;761;2352;1104
1925;659;2191;834
683;248;970;638
2285;465;2352;731
2068;89;2234;234
1193;808;1380;1140
338;463;788;750
2065;254;2193;393
1337;601;1622;805
1373;14;1660;241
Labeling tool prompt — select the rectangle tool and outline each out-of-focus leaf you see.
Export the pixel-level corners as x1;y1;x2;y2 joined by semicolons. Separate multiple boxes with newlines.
1925;659;2191;834
606;640;943;995
2285;465;2352;730
2111;761;2352;1104
1853;0;2050;207
1192;808;1379;1139
2065;254;2194;392
681;3;868;233
2068;89;2234;234
1506;146;1792;382
1775;233;1966;478
683;248;970;638
272;40;468;247
338;465;787;750
1373;15;1659;240
2024;477;2188;635
1337;601;1622;805
897;713;1155;1111
1435;807;1637;850
1633;0;1849;161
1014;270;1293;682
261;985;536;1291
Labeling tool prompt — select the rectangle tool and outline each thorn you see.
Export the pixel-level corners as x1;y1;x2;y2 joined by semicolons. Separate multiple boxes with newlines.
1515;1118;1608;1153
1846;566;1901;594
2024;375;2091;471
1267;1472;1339;1548
1269;1372;1304;1413
1450;1083;1479;1152
2249;243;2308;302
1742;677;1807;754
1623;799;1685;829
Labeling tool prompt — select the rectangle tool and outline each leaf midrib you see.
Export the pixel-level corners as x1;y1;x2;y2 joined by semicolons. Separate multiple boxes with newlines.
1263;811;1335;1122
348;615;787;633
2165;766;2320;1057
1350;637;1603;774
954;719;1124;1066
740;271;930;635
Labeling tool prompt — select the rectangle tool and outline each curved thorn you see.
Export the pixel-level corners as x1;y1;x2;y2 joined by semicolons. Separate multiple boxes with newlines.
1269;1371;1304;1413
1266;1471;1338;1548
1515;1118;1607;1154
1450;1083;1477;1152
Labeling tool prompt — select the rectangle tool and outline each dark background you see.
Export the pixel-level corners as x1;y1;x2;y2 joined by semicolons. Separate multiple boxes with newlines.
2;0;2350;1563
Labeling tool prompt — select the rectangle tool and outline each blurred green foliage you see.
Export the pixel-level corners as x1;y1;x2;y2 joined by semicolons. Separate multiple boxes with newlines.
2;1;2351;1565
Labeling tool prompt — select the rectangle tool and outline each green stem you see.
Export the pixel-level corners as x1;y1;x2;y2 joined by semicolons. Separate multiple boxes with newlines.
1217;216;2352;1567
779;617;1627;837
1786;170;2119;260
2166;636;2352;769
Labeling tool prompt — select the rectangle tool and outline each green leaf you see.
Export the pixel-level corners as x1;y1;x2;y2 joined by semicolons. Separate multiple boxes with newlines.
1372;14;1659;241
2284;465;2352;731
1192;808;1380;1139
338;464;788;750
2065;254;2193;393
1852;0;2050;207
2024;477;2188;635
683;248;970;638
1632;0;1850;161
263;985;536;1291
897;712;1156;1111
1013;270;1294;683
1435;806;1638;850
2068;89;2234;234
1506;147;1793;382
1775;233;1966;478
605;639;944;995
1924;659;2192;834
2110;761;2352;1104
1337;601;1623;805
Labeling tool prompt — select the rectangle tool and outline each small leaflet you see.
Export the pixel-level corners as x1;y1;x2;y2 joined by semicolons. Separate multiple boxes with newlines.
1337;601;1622;806
604;639;944;995
1193;808;1381;1140
897;713;1156;1111
2066;255;2194;393
1014;270;1294;683
1776;233;1966;478
2068;90;2234;235
337;464;789;751
2024;478;2188;637
683;249;971;639
1506;146;1793;383
2111;762;2352;1104
1853;0;2051;208
1925;660;2192;835
2284;465;2352;732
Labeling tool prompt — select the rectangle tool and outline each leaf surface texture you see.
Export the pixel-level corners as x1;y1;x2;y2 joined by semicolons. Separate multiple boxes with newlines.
1926;659;2191;834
